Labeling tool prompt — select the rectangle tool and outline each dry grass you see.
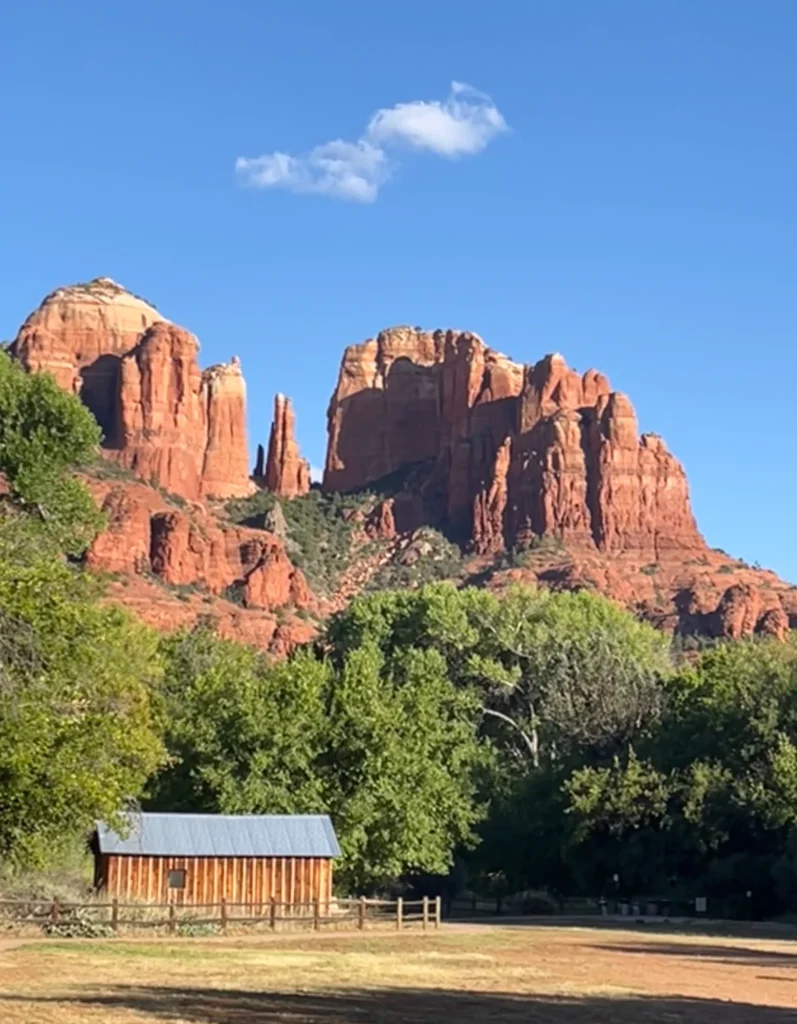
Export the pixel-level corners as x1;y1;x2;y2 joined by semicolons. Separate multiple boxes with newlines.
0;922;796;1022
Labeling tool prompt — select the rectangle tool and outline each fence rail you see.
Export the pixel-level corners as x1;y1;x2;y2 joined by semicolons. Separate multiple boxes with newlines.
0;896;442;937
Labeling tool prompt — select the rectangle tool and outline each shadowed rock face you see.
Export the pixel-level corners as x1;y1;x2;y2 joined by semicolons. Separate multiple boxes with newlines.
10;279;252;501
323;328;703;559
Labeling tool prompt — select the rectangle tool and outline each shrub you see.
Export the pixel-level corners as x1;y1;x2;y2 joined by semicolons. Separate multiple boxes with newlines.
366;528;463;592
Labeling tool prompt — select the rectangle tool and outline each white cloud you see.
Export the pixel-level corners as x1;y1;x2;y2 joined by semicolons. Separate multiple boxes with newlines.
236;140;388;203
236;82;506;203
310;465;324;484
366;82;507;157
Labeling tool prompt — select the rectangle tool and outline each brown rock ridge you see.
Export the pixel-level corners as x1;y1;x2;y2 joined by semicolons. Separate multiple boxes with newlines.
83;476;314;655
11;278;252;501
324;328;703;560
258;394;310;498
85;478;310;612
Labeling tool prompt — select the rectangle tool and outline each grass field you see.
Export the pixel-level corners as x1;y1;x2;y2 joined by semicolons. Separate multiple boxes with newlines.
0;923;795;1022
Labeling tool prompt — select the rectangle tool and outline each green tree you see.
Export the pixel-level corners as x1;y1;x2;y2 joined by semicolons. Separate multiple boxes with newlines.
560;639;797;913
327;583;671;768
324;642;485;891
149;627;328;815
150;624;486;892
0;557;165;865
0;351;103;556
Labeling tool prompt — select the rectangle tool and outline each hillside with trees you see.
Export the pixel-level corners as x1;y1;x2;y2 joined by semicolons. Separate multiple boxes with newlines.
2;348;797;916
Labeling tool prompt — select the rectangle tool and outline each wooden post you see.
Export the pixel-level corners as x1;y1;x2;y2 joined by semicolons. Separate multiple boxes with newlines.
396;897;404;931
111;898;119;934
314;899;320;931
220;897;228;936
269;898;277;931
168;902;176;935
50;899;60;926
358;897;366;931
422;896;429;932
434;895;441;929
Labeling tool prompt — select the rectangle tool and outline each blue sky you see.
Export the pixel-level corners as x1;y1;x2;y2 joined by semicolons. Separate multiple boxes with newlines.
1;1;796;579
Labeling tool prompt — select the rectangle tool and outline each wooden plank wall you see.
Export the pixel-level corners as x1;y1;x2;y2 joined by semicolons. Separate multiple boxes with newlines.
100;855;333;907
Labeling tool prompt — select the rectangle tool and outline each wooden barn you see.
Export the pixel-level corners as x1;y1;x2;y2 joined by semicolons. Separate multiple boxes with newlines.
93;812;340;907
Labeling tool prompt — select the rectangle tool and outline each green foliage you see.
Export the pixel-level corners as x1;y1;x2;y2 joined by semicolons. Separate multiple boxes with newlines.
45;911;115;938
149;623;485;891
324;642;484;890
0;351;104;556
556;639;797;912
639;563;659;576
150;628;328;815
329;583;671;768
366;528;463;592
226;487;371;593
0;556;165;866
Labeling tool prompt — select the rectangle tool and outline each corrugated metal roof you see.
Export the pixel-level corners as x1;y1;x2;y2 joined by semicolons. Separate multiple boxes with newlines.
96;813;340;858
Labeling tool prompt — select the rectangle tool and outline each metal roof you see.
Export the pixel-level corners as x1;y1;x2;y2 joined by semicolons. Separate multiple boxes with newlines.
96;813;340;858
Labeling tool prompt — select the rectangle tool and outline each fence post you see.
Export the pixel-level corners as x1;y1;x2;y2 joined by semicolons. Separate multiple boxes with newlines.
111;898;119;934
220;897;228;936
422;896;429;932
270;898;277;931
314;899;321;931
434;896;441;929
396;897;404;931
168;902;176;935
50;899;60;926
358;897;366;931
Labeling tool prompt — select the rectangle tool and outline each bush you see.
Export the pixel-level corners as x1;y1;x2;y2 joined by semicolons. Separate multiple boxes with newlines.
45;912;114;939
366;528;463;592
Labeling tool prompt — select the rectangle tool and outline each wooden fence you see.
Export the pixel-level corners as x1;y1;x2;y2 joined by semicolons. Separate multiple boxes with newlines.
0;896;442;937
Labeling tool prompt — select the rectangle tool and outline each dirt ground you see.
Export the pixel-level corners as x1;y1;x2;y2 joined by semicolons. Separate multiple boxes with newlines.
0;922;795;1022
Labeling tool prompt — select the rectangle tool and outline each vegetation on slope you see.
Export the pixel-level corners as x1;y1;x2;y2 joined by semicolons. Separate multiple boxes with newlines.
226;487;372;594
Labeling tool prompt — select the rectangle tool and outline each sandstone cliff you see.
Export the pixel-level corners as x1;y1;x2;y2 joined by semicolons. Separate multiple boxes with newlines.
324;328;703;559
11;279;252;501
10;277;164;439
260;394;311;498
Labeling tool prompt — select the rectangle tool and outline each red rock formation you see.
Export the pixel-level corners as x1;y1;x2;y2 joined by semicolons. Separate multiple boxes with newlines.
264;394;311;498
86;479;309;614
114;324;207;499
365;499;397;541
10;277;164;440
758;606;789;640
201;358;253;498
324;329;704;558
472;438;511;554
12;280;252;501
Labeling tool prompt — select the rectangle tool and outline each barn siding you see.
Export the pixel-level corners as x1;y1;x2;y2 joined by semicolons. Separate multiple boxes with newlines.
101;855;333;907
